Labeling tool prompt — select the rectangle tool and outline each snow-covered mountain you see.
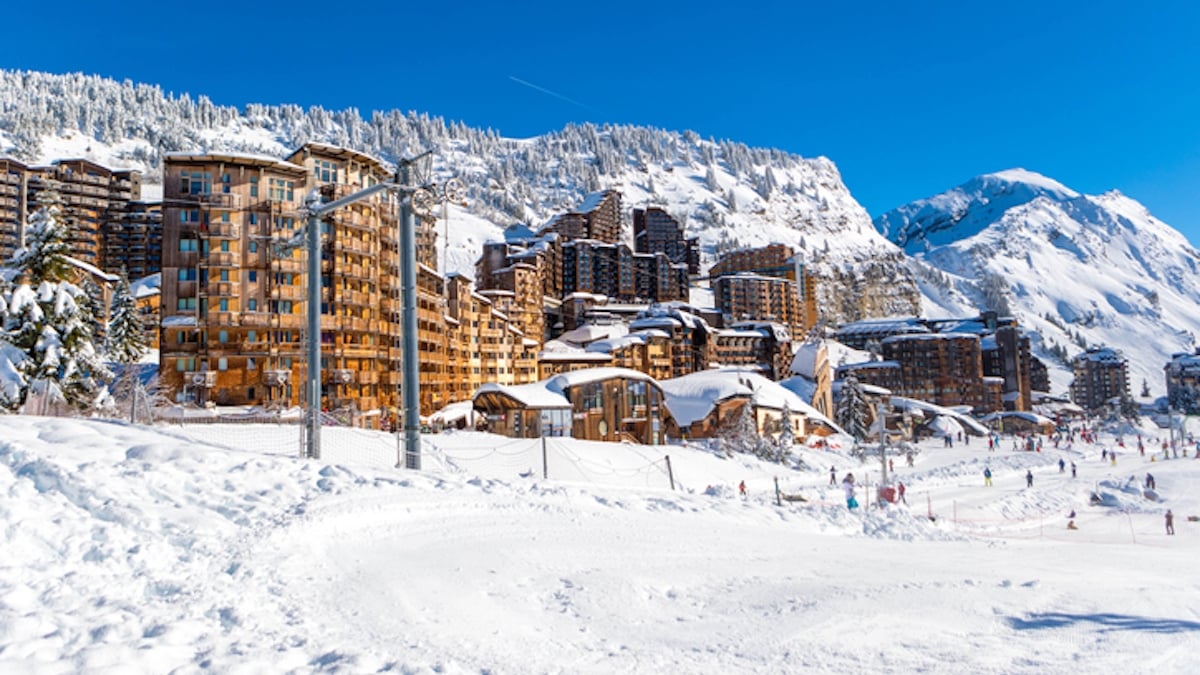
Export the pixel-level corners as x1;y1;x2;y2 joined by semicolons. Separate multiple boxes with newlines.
0;70;920;323
876;169;1200;398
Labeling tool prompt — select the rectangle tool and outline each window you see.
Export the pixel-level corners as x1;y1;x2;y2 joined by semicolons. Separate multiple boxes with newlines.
177;298;197;310
219;269;229;282
247;359;256;371
249;241;258;253
248;271;257;283
220;211;230;222
247;331;257;342
314;160;339;183
180;171;212;195
221;174;231;193
177;268;197;281
250;176;259;197
220;240;230;252
269;178;294;201
248;213;258;225
248;298;257;311
217;357;228;371
218;331;228;343
219;298;229;312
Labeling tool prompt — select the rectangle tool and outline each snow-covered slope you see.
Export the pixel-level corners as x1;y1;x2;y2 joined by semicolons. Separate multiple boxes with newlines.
876;170;1200;397
2;414;1198;672
0;70;920;323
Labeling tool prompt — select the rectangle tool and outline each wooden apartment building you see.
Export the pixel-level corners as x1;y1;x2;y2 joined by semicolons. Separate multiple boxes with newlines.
158;143;537;422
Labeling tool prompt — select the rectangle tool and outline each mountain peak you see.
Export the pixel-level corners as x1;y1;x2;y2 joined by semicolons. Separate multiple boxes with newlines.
976;168;1078;198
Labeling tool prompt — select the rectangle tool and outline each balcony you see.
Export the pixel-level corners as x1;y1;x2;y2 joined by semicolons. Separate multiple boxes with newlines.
239;312;274;327
271;285;306;301
206;222;240;238
271;257;304;273
204;251;237;267
186;371;217;388
192;193;241;208
262;370;291;386
201;281;234;297
329;369;355;385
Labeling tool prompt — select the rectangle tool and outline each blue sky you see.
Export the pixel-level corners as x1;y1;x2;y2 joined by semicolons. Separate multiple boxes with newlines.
7;1;1200;244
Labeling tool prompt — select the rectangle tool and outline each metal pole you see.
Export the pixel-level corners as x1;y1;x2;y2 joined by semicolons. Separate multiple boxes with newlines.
306;210;322;460
399;160;422;470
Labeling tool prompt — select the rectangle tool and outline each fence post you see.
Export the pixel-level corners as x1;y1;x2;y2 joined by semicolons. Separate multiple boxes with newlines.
774;476;781;506
542;436;549;480
665;454;675;491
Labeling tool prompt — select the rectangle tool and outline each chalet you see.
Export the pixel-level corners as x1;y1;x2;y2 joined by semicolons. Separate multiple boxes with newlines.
473;367;670;444
659;369;841;441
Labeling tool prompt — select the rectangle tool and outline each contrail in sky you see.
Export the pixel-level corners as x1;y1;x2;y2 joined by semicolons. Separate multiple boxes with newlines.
508;76;591;109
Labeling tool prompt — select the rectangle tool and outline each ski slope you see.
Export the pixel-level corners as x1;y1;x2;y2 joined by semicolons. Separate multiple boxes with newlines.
1;415;1198;673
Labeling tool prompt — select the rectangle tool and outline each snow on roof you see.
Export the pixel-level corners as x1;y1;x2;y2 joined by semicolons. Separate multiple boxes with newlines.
548;367;656;392
660;369;840;431
838;360;901;370
835;317;928;336
574;190;612;214
1074;347;1125;364
474;382;570;410
503;223;537;242
131;273;161;299
979;411;1054;425
538;350;611;363
163;150;307;174
778;375;817;404
558;323;628;347
788;340;825;378
889;396;989;435
881;332;979;345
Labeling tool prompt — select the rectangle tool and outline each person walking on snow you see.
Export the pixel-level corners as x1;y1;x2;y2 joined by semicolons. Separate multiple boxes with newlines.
842;473;858;510
739;480;747;497
1058;458;1065;473
829;465;837;486
1165;509;1175;535
1026;469;1034;488
897;481;907;504
1071;461;1076;478
984;467;993;486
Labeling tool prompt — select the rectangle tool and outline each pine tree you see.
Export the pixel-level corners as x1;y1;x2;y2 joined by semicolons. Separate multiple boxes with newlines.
4;201;112;414
836;376;870;442
107;272;148;365
776;402;796;463
1140;378;1151;398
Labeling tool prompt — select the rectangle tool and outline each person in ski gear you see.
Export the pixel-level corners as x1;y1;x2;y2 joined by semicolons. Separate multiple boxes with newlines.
1058;458;1065;473
897;481;907;504
1070;461;1076;478
984;467;993;486
1025;469;1034;488
830;465;837;486
842;473;858;510
739;480;747;497
1165;510;1175;535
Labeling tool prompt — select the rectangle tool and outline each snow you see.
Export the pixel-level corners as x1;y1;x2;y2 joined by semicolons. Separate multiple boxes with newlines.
2;414;1199;672
660;369;837;430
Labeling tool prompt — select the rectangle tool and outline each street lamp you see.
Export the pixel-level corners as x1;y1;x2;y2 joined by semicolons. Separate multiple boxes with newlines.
299;151;462;466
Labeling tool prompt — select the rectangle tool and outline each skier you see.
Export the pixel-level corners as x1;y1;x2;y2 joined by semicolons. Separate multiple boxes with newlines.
842;473;858;510
897;481;907;504
1165;510;1175;535
829;465;836;486
1070;461;1076;478
984;467;993;487
739;480;747;497
1058;458;1065;473
906;451;914;467
1025;469;1034;488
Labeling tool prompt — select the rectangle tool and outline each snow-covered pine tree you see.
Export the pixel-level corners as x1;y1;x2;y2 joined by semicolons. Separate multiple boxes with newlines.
776;402;795;463
107;271;148;365
719;401;759;457
4;199;112;414
107;271;149;422
836;376;870;442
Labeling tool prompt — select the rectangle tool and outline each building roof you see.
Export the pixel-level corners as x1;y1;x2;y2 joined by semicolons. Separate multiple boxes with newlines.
659;368;839;431
474;381;570;409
